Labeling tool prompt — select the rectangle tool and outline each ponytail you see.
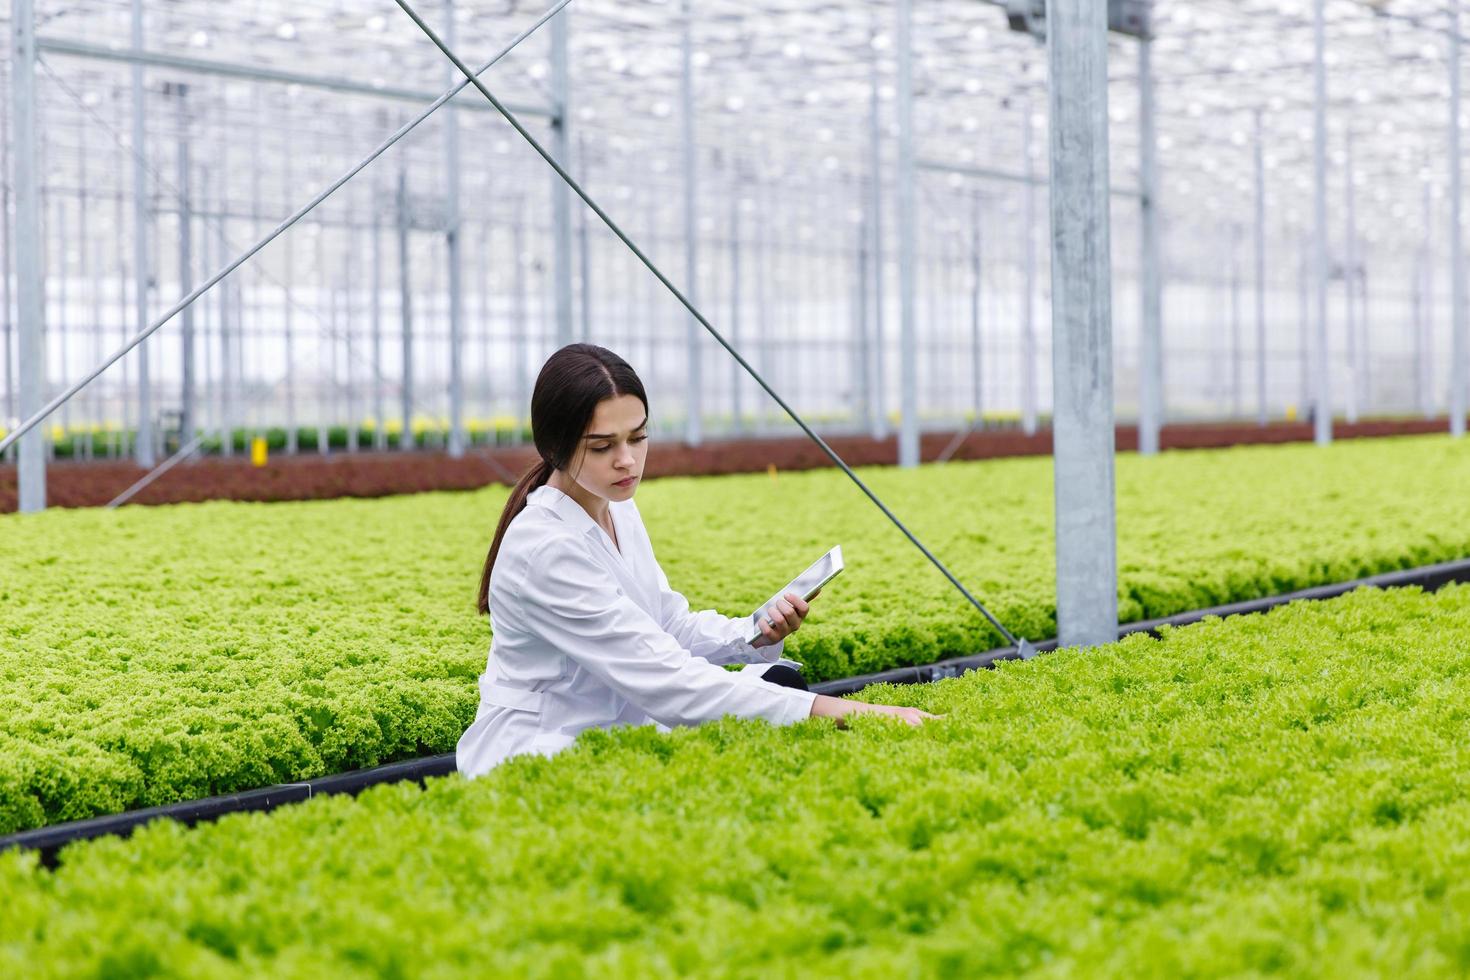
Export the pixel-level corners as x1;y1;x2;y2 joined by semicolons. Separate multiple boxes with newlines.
478;456;554;615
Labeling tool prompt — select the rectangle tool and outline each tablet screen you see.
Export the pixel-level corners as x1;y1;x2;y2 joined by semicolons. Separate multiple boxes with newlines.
752;546;843;639
785;550;837;601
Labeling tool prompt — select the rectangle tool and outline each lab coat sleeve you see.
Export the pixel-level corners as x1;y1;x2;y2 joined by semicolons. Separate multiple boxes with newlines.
517;538;815;730
654;560;785;666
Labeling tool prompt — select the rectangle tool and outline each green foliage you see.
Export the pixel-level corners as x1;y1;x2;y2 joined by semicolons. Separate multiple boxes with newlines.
3;585;1469;976
1;435;1468;833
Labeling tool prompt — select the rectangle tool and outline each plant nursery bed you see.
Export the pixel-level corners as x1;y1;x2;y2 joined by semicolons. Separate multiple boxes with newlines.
0;416;1449;513
2;435;1467;836
5;555;1467;865
3;583;1469;976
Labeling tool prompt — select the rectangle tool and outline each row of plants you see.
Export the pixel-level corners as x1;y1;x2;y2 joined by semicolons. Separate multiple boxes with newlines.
5;420;536;458
1;435;1467;833
3;408;1034;460
3;585;1468;976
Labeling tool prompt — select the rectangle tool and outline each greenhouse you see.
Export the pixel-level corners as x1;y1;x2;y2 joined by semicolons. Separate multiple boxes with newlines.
2;0;1469;975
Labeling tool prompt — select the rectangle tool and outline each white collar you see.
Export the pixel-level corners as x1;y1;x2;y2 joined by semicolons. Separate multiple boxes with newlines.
527;484;619;542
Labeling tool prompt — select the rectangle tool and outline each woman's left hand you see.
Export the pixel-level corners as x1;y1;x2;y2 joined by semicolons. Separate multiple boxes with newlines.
751;587;819;648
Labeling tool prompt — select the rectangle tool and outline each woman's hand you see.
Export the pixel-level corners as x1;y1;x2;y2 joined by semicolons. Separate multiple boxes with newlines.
809;694;942;727
751;587;820;649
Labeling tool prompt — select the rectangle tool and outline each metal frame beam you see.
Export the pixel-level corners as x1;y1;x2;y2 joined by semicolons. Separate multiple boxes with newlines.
36;36;552;120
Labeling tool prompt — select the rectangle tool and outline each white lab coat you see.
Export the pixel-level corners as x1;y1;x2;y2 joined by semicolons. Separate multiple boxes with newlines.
456;483;818;777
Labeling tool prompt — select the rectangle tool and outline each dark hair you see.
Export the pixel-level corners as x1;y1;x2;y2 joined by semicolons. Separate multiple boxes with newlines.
477;343;649;615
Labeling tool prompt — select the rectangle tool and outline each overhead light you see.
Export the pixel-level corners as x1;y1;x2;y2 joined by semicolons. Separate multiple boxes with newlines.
189;30;209;48
275;22;297;41
365;15;386;32
782;41;803;60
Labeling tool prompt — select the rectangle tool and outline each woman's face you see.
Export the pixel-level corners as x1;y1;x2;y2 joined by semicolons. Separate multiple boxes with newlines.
565;394;649;501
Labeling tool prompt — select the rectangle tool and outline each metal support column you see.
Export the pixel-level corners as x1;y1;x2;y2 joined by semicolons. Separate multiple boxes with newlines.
1;108;11;448
397;169;415;451
1254;107;1267;426
372;182;386;451
13;0;45;510
1311;0;1332;444
171;83;197;446
129;0;154;466
79;135;97;459
1359;254;1370;414
282;155;298;454
855;208;872;435
1343;126;1358;424
1137;29;1163;454
444;0;465;458
513;202;529;435
343;239;358;453
1021;102;1038;436
969;191;983;421
730;191;744;435
112;171;128;460
577;135;592;344
54;190;69;443
895;0;919;468
549;7;574;348
867;47;888;441
754;185;771;434
1;117;12;459
1451;0;1466;437
681;0;702;446
1420;171;1435;419
1230;223;1241;418
1047;0;1117;647
1298;240;1311;414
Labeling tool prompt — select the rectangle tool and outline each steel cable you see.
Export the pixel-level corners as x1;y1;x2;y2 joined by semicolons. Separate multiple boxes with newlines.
392;0;1031;653
0;0;572;457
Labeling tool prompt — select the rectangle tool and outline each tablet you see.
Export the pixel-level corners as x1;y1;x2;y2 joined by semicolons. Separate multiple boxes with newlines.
747;545;843;644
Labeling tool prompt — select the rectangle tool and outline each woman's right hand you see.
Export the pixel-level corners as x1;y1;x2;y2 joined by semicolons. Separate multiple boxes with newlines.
809;694;943;728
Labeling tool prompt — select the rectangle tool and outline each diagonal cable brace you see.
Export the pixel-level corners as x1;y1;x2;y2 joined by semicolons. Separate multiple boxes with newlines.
0;0;572;457
391;0;1033;655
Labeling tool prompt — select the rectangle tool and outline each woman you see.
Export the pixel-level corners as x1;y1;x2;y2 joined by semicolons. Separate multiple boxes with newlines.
457;344;938;777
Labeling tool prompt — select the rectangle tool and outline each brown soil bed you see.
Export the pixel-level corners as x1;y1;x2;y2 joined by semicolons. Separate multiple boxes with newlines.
0;417;1451;513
